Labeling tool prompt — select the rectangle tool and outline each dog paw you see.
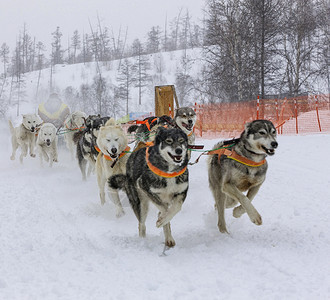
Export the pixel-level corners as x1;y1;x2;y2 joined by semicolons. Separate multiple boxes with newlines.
116;209;125;218
233;206;245;218
165;238;176;248
30;153;36;158
218;223;229;234
250;213;262;226
156;214;170;228
53;158;58;162
10;156;15;160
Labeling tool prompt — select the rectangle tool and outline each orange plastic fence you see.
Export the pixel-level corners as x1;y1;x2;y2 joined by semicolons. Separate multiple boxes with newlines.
194;94;330;138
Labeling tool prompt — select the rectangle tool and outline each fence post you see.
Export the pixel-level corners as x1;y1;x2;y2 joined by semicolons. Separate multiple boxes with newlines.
256;95;260;119
315;95;322;132
294;98;298;134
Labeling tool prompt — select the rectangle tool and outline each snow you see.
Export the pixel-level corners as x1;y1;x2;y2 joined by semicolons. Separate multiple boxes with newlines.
1;122;329;299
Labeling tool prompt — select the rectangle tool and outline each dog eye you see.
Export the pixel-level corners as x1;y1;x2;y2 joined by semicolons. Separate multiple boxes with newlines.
107;139;111;142
259;131;266;135
178;138;185;143
165;138;173;144
28;121;31;123
115;138;119;142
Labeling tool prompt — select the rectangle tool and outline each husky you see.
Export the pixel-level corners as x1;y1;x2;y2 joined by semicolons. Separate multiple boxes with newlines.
74;115;110;180
109;127;189;247
8;114;42;163
127;115;174;150
36;123;58;167
95;118;130;217
63;111;87;158
208;120;278;233
174;107;197;159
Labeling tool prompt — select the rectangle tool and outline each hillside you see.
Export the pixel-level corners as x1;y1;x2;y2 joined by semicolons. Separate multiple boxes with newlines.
2;48;203;121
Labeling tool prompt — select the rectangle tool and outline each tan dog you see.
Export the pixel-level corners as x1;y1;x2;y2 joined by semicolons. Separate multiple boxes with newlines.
9;114;42;163
63;111;87;158
95;118;130;217
36;123;58;167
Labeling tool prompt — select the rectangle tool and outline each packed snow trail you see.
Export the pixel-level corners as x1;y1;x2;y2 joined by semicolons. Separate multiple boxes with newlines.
0;125;329;299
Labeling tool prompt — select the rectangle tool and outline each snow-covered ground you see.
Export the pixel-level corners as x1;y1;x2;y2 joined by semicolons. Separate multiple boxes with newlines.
0;121;329;300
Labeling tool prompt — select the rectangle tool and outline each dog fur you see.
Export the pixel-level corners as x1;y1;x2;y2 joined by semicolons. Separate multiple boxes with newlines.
36;123;58;167
174;107;196;159
8;114;42;163
95;118;130;217
109;127;189;247
63;111;87;158
208;120;278;233
74;115;110;180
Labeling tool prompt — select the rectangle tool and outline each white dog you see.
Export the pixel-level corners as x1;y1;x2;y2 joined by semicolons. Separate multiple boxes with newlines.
95;118;130;217
63;111;87;158
9;114;42;163
36;123;58;167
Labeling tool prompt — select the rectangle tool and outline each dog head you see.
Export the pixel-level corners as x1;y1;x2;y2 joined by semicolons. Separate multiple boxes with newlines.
71;111;87;129
241;120;278;156
174;107;196;134
96;118;128;160
155;127;188;166
39;123;57;147
22;114;42;133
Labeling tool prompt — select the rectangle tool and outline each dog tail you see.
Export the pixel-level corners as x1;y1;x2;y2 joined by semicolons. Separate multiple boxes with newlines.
108;174;127;190
127;125;139;134
8;120;15;135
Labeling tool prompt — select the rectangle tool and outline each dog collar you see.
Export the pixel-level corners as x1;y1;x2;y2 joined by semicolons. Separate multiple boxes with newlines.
95;145;130;161
146;147;187;178
209;148;266;167
65;122;85;131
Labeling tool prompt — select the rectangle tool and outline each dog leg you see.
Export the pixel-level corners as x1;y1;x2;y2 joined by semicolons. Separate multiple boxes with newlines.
156;200;183;228
211;184;228;233
137;195;149;237
108;188;125;217
29;136;36;158
97;172;106;205
79;158;88;181
223;183;262;226
20;143;28;164
163;222;176;247
10;138;18;160
233;184;262;219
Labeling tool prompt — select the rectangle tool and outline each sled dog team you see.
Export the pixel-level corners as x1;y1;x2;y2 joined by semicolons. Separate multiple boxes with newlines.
8;108;278;247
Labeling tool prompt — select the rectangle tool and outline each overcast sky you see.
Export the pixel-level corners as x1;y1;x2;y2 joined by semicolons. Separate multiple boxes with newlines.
0;0;205;51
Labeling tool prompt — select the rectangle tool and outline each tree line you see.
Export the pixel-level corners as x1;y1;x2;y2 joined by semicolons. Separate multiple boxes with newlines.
0;1;329;118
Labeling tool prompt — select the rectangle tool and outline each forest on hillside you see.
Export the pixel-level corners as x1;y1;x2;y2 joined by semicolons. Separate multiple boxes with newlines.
0;0;329;118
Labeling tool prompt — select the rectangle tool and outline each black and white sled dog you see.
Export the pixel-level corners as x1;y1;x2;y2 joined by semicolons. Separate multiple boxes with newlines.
8;114;42;163
63;111;87;158
174;107;197;159
95;118;130;217
74;115;110;180
127;115;174;150
109;127;189;247
36;123;58;167
208;120;278;233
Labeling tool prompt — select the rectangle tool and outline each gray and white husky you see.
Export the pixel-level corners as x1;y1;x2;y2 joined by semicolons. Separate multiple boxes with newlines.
208;120;278;233
36;123;58;167
174;107;197;158
8;114;42;163
63;111;87;158
109;127;189;247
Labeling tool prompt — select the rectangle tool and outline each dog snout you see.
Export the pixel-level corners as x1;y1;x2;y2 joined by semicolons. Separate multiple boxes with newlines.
31;127;35;132
111;147;117;154
271;141;278;149
46;139;50;143
175;148;183;155
188;119;193;125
